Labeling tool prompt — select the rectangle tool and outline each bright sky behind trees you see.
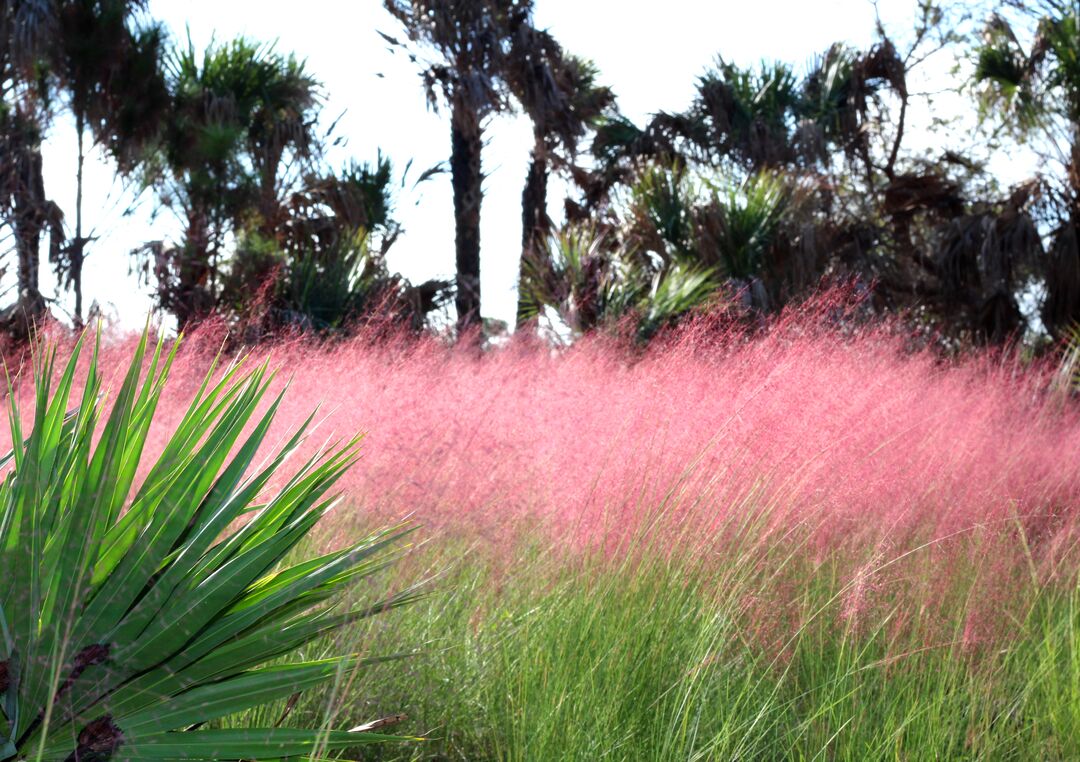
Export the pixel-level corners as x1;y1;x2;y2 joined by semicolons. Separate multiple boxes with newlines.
36;0;1003;328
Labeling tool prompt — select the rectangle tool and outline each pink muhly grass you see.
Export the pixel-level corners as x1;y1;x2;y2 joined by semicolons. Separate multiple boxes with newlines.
5;293;1080;644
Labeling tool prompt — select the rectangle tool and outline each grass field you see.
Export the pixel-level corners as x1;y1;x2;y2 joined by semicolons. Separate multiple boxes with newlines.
13;306;1080;759
243;524;1080;760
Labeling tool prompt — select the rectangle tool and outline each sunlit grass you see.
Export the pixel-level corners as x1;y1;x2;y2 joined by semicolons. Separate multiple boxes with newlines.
12;307;1080;760
239;513;1080;761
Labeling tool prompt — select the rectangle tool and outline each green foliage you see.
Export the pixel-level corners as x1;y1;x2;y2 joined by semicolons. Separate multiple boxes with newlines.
701;171;790;280
267;525;1080;761
131;36;447;334
159;35;319;221
0;331;421;761
681;45;905;173
519;225;717;341
973;20;1042;130
801;44;858;129
591;115;650;168
696;59;801;168
1040;10;1080;122
287;155;398;253
635;259;719;341
330;156;395;231
517;225;622;333
973;7;1080;131
279;233;400;332
627;165;698;260
613;165;790;317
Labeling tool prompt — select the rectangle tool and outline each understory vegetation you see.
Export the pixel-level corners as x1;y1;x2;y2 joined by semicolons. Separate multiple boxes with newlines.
4;300;1076;759
283;533;1080;760
5;0;1080;758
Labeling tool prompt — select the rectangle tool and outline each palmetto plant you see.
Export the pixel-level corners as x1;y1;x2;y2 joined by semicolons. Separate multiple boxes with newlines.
625;165;699;262
1052;323;1080;395
518;225;607;334
519;225;716;341
138;36;321;329
0;331;420;761
972;2;1080;338
277;232;412;333
634;259;718;341
699;171;790;282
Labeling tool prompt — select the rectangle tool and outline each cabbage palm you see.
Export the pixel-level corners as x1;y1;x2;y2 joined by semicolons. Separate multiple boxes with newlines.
49;0;169;327
504;25;615;327
0;1;66;334
383;0;533;333
973;1;1080;337
689;59;801;170
0;330;421;761
142;37;320;328
0;1;168;332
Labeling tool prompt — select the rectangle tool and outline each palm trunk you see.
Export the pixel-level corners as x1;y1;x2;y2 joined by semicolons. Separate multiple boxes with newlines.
12;137;47;327
72;111;86;327
1038;129;1080;338
516;133;549;328
257;145;284;240
176;208;212;329
14;210;41;310
450;98;483;333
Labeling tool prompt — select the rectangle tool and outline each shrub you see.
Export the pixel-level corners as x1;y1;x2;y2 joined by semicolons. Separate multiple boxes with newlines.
0;331;420;761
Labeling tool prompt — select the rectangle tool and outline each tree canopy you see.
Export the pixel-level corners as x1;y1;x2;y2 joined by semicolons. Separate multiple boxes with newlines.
0;0;1077;354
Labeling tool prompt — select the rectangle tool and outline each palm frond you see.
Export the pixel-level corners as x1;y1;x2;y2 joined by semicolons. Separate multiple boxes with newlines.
0;329;419;762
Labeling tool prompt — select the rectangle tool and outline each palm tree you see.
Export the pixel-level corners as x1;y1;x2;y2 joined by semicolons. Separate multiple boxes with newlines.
686;59;802;171
0;1;65;335
383;0;533;334
245;51;320;239
50;0;169;326
519;224;717;342
973;1;1080;337
504;25;615;327
140;37;320;328
0;0;167;335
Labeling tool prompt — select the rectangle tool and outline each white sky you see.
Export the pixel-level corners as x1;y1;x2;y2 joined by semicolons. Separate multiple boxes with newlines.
34;0;1018;329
